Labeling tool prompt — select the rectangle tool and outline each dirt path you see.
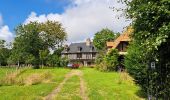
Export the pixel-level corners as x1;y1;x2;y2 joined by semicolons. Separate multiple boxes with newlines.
79;73;89;100
44;70;89;100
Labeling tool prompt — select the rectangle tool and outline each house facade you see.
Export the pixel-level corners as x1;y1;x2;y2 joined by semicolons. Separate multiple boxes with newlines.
107;27;133;55
106;27;133;64
61;38;98;66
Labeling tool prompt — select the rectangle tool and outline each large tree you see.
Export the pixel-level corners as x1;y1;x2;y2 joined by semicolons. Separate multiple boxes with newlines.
10;21;67;68
124;0;170;99
93;28;117;50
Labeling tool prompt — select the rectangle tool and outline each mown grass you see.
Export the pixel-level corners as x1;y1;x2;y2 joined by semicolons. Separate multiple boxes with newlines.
0;83;56;100
81;68;144;100
0;68;70;100
55;76;82;100
0;67;144;100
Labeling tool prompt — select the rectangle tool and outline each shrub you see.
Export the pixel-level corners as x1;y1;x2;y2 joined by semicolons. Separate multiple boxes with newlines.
96;49;119;71
59;57;69;67
125;42;148;92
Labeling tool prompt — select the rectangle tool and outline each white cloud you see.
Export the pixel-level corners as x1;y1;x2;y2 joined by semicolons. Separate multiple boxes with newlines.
24;12;62;24
0;26;14;42
25;0;131;43
0;14;14;42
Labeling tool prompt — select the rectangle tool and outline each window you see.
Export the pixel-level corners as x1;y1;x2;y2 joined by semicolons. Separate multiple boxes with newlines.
77;53;82;58
117;42;128;52
92;53;95;58
77;46;82;52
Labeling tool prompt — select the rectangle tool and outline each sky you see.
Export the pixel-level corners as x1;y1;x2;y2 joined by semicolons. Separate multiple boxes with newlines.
0;0;131;43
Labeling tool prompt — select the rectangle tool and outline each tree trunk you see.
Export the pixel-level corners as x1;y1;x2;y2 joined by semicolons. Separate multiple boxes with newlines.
17;60;20;67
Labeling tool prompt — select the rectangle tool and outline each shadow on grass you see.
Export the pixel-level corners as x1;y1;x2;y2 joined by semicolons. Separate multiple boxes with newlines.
136;89;147;99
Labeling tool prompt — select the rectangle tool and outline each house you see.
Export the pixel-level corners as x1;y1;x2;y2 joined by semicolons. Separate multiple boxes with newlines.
61;38;98;66
107;26;133;54
106;27;133;64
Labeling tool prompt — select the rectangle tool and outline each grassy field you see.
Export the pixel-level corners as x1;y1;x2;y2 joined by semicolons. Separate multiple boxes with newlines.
82;68;143;100
0;67;70;100
0;67;144;100
0;67;15;79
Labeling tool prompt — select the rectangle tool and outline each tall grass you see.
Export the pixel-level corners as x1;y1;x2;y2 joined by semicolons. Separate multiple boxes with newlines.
0;68;28;86
117;72;135;85
25;72;52;85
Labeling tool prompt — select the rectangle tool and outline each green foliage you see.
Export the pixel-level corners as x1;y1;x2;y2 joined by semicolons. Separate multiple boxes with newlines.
93;28;116;50
104;49;119;71
46;47;67;67
24;54;36;65
0;40;11;66
124;0;170;98
95;50;105;65
96;49;119;71
39;49;50;66
9;21;67;68
125;42;148;91
47;55;68;67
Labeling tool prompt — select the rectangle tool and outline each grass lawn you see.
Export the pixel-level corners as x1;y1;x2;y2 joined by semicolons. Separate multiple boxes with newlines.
0;67;144;100
0;68;70;100
81;68;143;100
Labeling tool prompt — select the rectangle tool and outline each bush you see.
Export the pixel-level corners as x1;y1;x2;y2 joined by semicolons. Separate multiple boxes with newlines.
124;42;148;92
96;49;119;71
59;57;69;67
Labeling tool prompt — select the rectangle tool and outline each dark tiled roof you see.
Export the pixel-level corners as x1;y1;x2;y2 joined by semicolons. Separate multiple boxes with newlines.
61;42;97;53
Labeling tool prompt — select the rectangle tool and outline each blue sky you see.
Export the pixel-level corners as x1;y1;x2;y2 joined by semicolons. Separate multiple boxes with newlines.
0;0;130;43
0;0;71;31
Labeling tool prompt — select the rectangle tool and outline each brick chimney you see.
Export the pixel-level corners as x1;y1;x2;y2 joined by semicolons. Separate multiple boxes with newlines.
86;38;91;46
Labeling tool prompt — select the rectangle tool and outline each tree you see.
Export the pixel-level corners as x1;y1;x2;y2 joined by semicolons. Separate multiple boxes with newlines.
123;0;170;98
46;47;68;67
96;49;119;71
125;41;148;92
10;21;67;68
39;21;67;49
24;53;36;66
39;50;49;67
93;28;116;50
0;40;11;66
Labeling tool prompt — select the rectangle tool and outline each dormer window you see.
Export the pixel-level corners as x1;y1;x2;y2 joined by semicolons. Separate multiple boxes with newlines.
90;46;94;52
77;46;82;52
92;46;94;51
